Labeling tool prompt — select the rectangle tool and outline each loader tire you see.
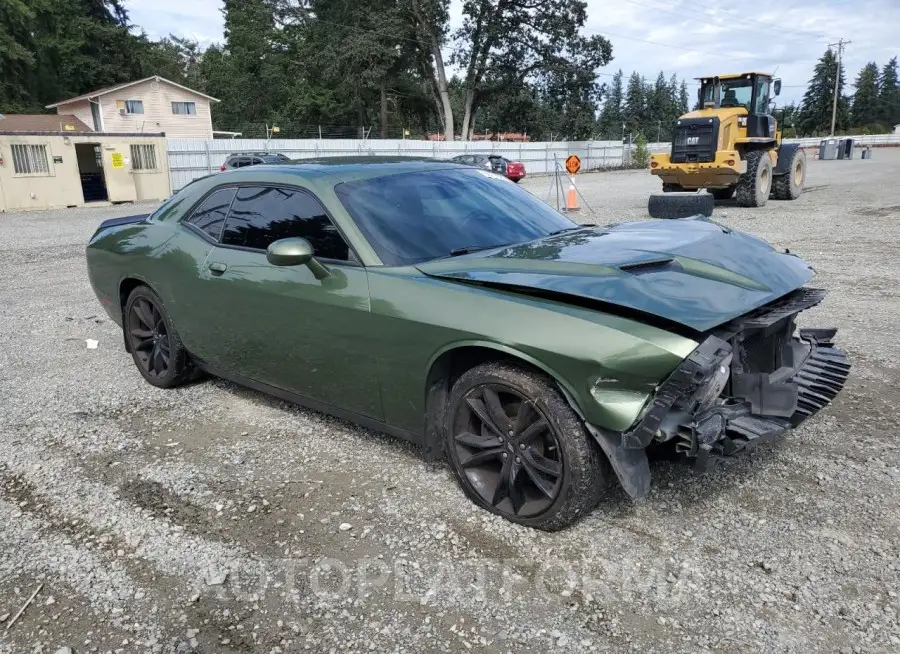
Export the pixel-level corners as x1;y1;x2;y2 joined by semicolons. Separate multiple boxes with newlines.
648;192;714;220
735;150;772;207
772;148;806;200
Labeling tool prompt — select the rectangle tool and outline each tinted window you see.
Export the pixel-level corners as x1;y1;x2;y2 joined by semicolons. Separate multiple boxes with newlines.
335;168;573;266
185;187;236;240
221;186;350;260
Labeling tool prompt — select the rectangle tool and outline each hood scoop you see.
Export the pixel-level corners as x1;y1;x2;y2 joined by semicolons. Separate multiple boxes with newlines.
619;258;682;275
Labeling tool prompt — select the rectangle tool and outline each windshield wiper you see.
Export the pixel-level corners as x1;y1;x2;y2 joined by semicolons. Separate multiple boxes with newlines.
448;243;510;257
548;224;595;236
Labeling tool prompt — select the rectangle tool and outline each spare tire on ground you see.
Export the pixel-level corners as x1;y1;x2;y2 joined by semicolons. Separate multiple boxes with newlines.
647;192;715;220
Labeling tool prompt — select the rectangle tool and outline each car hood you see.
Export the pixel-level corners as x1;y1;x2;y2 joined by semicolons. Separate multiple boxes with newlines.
415;217;814;332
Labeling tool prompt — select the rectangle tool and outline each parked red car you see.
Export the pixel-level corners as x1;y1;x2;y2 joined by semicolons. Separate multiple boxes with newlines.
449;154;527;183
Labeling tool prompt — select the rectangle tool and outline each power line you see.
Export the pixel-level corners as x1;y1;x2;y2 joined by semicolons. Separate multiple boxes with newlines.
665;0;833;41
620;0;831;43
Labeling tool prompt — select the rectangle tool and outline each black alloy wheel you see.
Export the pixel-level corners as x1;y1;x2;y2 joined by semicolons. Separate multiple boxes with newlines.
124;285;196;389
445;361;611;530
452;384;563;518
128;297;171;379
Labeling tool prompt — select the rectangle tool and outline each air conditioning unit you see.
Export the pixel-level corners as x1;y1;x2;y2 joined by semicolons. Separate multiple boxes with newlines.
118;108;126;115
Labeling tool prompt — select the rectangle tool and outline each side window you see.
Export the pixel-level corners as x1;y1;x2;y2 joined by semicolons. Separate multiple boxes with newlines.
755;81;771;114
221;186;351;261
185;187;237;241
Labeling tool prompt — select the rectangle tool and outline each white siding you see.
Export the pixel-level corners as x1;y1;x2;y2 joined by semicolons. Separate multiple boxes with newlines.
63;100;96;131
55;79;214;138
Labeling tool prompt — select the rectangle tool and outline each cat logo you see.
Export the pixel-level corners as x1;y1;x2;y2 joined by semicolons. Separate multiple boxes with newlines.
686;136;700;145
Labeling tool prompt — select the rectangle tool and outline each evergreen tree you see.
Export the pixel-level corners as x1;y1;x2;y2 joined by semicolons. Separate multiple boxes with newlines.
878;57;899;126
206;0;291;131
0;0;38;111
646;71;671;141
623;71;646;138
597;69;623;139
851;62;880;127
798;47;849;136
679;80;690;115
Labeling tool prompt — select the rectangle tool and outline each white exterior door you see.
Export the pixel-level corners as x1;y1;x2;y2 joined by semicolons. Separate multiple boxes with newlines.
102;144;137;202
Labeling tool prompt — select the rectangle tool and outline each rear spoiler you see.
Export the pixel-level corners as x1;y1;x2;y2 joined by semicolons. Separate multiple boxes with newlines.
89;214;150;241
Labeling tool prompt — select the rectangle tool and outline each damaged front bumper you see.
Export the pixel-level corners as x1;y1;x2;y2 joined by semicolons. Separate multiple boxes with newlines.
598;288;850;493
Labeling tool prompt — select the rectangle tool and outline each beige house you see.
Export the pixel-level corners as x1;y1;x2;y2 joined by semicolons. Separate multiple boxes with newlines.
46;76;219;139
0;129;170;212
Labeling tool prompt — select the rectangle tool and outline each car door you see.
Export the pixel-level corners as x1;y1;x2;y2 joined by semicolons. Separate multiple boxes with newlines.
194;185;382;419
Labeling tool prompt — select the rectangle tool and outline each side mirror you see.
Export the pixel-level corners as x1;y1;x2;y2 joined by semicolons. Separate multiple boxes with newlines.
266;237;330;279
773;79;782;97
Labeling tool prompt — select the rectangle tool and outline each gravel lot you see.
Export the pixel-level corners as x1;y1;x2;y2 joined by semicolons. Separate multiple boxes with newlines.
1;151;899;654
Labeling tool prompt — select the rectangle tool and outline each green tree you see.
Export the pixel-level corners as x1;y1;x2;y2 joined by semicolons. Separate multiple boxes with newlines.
877;57;899;126
597;70;623;140
631;132;649;168
798;47;849;136
623;71;646;138
679;80;690;115
450;0;611;140
851;62;880;127
0;0;38;112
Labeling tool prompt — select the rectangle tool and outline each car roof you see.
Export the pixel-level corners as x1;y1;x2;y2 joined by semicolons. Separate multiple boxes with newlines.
257;156;469;182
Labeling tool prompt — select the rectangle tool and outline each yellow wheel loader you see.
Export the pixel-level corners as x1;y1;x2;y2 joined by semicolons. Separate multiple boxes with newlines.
648;72;806;219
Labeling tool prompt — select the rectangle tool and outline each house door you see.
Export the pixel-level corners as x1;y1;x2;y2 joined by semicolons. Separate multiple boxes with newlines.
74;143;108;202
101;144;137;202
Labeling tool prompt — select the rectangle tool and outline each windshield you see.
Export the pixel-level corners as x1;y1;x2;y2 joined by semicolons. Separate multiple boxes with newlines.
335;168;575;266
703;78;753;109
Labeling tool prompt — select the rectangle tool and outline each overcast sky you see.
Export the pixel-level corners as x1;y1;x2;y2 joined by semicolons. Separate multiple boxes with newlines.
126;0;899;107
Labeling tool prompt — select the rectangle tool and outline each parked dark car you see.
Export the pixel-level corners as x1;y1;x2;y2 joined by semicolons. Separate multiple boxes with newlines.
220;152;292;171
450;154;526;182
85;157;848;530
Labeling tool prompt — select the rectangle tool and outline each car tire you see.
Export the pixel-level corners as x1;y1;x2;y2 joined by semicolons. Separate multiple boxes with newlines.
124;285;196;389
444;361;610;531
735;150;773;207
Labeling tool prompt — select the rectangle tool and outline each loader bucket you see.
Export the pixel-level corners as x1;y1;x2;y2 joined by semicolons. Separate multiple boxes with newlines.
648;192;715;220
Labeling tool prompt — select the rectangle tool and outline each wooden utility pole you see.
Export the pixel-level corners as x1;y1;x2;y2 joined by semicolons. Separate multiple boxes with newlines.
829;38;850;136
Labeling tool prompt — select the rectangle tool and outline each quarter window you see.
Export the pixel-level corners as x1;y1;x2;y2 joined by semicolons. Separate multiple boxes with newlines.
221;186;350;261
172;102;197;115
185;188;237;241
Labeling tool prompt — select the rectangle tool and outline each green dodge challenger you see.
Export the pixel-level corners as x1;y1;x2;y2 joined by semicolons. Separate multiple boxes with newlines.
86;157;849;530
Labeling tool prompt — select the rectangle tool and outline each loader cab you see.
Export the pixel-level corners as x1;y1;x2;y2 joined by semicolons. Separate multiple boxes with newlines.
697;72;781;139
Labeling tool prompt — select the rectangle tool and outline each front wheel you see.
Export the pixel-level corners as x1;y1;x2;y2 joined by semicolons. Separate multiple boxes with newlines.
444;361;610;531
124;285;196;388
735;150;773;207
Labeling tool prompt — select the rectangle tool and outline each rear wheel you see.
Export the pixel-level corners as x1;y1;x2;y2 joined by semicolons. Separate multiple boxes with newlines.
124;286;196;388
444;361;610;531
735;150;773;207
772;148;806;200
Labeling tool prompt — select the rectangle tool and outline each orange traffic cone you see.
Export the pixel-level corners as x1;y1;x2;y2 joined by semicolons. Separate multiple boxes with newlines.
565;177;579;212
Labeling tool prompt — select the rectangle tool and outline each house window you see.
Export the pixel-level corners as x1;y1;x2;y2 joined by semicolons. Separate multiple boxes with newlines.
130;144;158;171
172;102;197;115
124;100;144;114
11;144;51;176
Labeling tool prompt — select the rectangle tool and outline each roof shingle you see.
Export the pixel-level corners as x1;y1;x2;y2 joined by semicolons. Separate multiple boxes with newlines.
0;114;93;133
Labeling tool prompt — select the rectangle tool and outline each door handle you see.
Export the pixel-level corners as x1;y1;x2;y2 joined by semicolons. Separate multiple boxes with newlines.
208;262;227;275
